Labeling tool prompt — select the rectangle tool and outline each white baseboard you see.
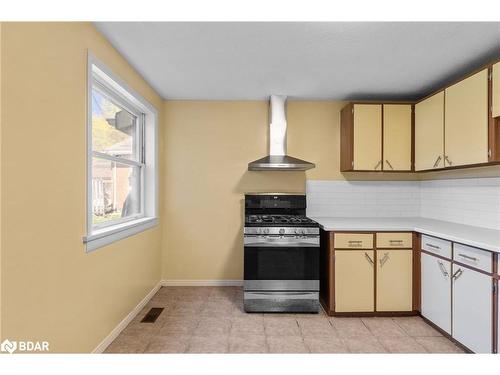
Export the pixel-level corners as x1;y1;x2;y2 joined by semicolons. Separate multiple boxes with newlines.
161;279;243;287
92;281;162;354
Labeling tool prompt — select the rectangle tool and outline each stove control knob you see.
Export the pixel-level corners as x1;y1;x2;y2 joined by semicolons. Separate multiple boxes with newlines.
279;228;285;235
295;229;300;234
264;228;270;234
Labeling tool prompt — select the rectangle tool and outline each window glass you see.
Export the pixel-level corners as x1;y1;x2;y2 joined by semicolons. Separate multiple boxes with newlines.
92;157;141;226
91;88;138;161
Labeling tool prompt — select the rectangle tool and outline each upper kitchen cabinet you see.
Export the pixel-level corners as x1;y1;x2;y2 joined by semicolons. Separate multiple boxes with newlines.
415;91;445;171
340;103;412;172
492;62;500;118
444;69;489;167
353;104;382;171
383;104;412;171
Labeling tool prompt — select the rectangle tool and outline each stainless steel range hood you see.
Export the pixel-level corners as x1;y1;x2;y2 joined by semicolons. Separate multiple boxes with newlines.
248;95;315;171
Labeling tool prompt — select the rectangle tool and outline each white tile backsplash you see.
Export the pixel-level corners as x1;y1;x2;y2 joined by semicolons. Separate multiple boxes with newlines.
307;178;500;230
419;178;500;229
306;180;420;218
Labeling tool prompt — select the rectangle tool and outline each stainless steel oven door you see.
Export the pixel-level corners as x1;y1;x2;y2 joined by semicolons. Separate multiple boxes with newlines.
243;239;319;291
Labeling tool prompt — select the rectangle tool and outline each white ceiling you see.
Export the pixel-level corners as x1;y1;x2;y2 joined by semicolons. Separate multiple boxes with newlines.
94;22;500;100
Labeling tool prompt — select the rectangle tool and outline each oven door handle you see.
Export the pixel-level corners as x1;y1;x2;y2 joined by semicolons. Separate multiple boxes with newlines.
244;240;319;247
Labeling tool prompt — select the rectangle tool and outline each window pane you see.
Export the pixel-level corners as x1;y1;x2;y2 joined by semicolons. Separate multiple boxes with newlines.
92;88;139;161
92;157;141;226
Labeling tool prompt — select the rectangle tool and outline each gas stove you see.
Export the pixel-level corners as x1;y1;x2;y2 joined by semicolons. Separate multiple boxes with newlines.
245;214;318;227
243;193;320;313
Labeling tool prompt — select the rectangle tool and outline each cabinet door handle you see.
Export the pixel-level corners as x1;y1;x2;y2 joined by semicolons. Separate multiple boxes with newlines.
379;252;390;267
364;252;374;266
374;160;382;170
458;253;478;262
452;268;463;281
444;155;452;166
437;260;449;277
433;155;442;168
385;160;394;170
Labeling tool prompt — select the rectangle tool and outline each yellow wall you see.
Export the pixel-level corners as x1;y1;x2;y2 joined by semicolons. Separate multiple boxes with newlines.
161;100;413;281
0;22;3;341
1;23;163;352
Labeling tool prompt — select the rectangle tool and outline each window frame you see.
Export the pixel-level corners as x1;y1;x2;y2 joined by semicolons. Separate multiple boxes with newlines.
84;53;158;252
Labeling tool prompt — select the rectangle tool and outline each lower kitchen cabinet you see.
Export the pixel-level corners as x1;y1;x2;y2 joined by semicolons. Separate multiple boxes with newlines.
376;249;413;311
421;252;452;334
335;250;374;312
452;264;493;353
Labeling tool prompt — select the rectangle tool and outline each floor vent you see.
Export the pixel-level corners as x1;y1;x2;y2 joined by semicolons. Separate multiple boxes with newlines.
141;307;164;323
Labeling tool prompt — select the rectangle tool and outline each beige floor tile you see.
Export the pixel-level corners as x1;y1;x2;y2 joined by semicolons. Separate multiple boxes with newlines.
200;301;236;317
104;334;150;354
329;317;371;338
166;301;205;317
187;335;229;353
304;337;348;353
297;318;337;338
144;335;190;353
159;317;199;335
342;337;387;353
195;317;232;336
415;337;465;353
361;317;407;337
378;336;427;353
231;317;265;335
392;316;442;337
267;336;309;353
105;287;464;354
229;334;267;353
265;318;301;337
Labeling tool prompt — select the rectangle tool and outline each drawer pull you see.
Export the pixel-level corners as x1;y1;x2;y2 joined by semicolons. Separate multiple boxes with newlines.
379;252;390;267
437;260;449;278
364;252;374;266
458;253;478;262
389;240;403;245
348;240;362;247
426;243;440;250
452;268;463;281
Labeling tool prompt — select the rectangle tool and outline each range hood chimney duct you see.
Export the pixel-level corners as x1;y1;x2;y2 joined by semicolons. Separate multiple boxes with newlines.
248;95;315;171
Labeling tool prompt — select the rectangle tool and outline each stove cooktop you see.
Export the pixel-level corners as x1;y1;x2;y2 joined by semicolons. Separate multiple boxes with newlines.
245;214;318;227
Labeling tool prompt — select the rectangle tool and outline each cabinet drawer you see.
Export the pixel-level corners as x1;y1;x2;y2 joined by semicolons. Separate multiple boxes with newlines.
453;244;492;273
376;232;413;248
334;233;373;249
421;235;452;259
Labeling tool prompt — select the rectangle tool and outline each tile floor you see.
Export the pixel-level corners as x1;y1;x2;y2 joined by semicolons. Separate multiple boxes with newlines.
105;286;465;354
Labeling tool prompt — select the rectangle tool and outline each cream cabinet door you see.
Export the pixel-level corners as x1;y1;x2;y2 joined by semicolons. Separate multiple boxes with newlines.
335;250;375;312
415;91;444;171
376;249;413;311
383;105;412;171
445;69;488;167
493;62;500;118
353;104;382;170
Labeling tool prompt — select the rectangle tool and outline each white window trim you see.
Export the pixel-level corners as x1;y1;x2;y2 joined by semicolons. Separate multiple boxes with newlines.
83;52;158;252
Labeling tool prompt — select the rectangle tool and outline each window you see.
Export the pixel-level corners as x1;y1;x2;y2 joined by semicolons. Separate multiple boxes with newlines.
84;54;158;252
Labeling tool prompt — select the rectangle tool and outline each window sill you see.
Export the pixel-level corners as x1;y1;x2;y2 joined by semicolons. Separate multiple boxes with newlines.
83;217;158;252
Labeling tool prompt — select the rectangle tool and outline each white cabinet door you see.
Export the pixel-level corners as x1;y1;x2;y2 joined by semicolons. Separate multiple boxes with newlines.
452;264;492;353
421;253;451;334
